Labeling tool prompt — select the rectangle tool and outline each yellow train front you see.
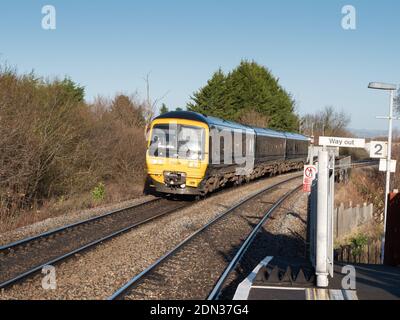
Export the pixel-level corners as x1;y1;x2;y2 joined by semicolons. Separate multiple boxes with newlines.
146;111;309;196
146;112;210;195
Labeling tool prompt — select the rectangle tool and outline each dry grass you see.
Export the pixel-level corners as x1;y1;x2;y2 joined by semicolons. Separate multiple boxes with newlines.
335;168;385;251
335;168;385;215
0;182;146;233
335;221;383;248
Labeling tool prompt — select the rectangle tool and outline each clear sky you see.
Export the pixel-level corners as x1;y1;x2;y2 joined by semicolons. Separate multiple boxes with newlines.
0;0;399;130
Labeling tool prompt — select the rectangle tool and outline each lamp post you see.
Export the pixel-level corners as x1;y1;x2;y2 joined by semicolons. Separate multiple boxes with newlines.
368;82;398;264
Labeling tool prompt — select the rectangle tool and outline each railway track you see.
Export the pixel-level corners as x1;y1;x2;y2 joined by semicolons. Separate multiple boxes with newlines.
109;177;302;300
0;160;373;293
207;187;300;300
0;198;191;289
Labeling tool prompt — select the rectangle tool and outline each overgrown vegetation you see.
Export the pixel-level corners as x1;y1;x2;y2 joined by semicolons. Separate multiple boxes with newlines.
335;169;385;218
349;233;369;257
335;226;383;264
91;183;106;202
187;61;299;131
334;166;387;263
0;66;148;231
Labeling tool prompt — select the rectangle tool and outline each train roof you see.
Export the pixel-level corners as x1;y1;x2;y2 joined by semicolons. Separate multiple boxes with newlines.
284;132;310;141
253;127;287;139
155;111;251;131
155;111;209;124
154;111;309;141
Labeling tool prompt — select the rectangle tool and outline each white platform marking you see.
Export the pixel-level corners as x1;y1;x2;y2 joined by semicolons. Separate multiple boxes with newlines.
233;256;273;300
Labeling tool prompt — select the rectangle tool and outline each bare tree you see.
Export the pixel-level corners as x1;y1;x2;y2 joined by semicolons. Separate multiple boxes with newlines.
142;73;170;141
142;72;170;125
301;106;351;141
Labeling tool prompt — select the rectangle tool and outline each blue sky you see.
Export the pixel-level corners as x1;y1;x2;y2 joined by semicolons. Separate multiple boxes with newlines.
0;0;399;130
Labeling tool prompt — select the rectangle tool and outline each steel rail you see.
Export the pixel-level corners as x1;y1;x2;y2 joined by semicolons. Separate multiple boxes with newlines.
0;199;189;289
0;160;375;254
0;172;302;290
0;198;162;252
207;186;302;300
108;174;302;300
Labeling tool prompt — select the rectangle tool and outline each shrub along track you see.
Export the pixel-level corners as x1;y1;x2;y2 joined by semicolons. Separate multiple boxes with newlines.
109;177;302;300
0;198;191;289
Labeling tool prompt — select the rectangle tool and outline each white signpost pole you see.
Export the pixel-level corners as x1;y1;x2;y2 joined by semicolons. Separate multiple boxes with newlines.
382;89;395;264
316;150;329;287
315;136;367;286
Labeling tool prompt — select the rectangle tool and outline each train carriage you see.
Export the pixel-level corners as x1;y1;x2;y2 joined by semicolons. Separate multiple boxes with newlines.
146;111;309;196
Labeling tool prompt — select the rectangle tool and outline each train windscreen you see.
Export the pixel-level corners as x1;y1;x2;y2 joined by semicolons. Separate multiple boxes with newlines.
149;124;205;160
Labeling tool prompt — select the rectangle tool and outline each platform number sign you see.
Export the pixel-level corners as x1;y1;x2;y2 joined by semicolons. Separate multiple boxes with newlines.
370;141;388;159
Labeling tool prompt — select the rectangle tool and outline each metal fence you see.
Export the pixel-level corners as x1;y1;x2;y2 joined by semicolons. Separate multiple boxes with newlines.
334;203;374;239
335;240;382;265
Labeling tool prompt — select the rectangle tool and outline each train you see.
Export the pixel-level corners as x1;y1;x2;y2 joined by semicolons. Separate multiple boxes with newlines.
145;111;310;196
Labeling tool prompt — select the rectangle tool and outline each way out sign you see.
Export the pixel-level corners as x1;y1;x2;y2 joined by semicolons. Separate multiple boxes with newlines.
319;136;366;149
303;165;318;192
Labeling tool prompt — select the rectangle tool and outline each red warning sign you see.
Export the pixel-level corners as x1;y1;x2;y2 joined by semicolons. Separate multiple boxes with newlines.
303;165;317;193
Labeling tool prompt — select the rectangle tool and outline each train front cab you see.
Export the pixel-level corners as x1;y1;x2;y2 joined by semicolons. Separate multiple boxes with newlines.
146;118;209;195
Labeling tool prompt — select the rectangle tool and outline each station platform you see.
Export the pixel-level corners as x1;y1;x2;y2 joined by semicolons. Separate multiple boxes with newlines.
233;256;400;300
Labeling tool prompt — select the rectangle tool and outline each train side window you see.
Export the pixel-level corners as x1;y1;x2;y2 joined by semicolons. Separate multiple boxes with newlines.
220;136;224;164
242;133;247;157
209;136;213;163
230;130;234;163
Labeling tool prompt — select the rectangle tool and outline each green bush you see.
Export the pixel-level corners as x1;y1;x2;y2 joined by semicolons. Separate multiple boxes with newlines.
349;233;369;257
91;183;106;202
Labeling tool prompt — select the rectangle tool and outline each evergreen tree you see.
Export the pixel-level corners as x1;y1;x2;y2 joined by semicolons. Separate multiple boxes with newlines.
160;103;168;115
187;61;298;131
187;69;232;119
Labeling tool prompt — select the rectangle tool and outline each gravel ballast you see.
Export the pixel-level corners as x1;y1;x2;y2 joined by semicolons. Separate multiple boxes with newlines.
0;196;157;247
0;173;304;300
120;180;302;300
219;190;310;299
